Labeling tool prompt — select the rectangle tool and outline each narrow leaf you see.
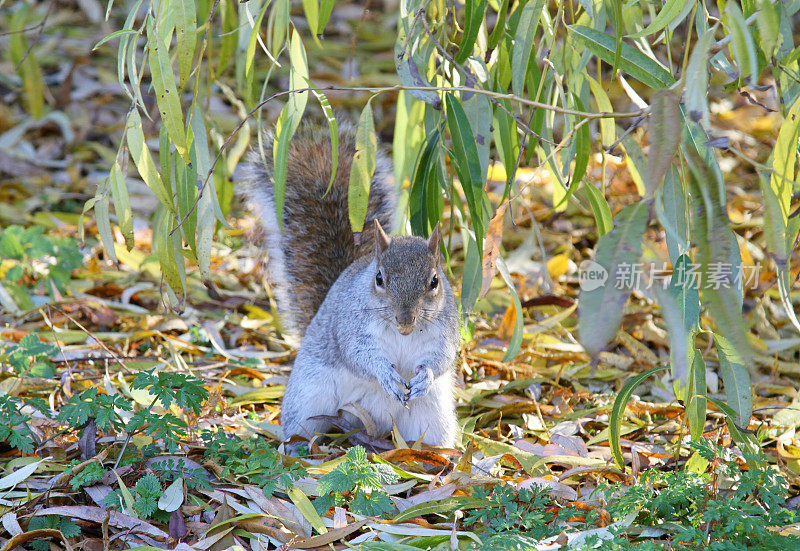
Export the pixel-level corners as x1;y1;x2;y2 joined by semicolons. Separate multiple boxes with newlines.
644;90;681;199
147;17;189;162
126;110;173;211
511;0;545;96
725;1;758;86
609;366;669;469
569;25;675;88
348;101;377;232
685;29;712;123
578;202;650;356
714;334;753;429
630;0;690;38
454;0;486;64
445;93;488;256
173;0;197;88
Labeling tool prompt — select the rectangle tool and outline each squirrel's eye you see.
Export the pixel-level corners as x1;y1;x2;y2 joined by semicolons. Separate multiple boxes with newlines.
430;274;438;290
375;271;384;287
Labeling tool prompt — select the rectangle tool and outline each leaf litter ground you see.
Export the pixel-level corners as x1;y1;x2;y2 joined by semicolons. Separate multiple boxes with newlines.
1;2;800;550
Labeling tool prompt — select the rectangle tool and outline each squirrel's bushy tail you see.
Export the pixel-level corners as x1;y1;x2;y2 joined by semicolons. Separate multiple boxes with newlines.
240;124;396;338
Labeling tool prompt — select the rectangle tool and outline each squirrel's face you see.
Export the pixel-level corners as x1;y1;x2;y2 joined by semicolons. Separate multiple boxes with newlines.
371;221;445;335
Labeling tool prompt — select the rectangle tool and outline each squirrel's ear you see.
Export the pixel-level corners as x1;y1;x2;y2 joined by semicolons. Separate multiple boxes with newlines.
374;219;390;256
427;222;441;257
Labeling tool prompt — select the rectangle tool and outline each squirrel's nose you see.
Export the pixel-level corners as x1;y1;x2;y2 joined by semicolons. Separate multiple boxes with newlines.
396;313;416;334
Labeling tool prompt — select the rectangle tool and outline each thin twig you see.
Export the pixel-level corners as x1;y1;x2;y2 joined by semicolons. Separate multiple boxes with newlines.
12;1;54;71
49;306;133;374
605;112;650;153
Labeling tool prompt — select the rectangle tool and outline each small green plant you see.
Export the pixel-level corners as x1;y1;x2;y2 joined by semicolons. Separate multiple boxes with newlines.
0;395;37;453
151;458;211;490
599;440;800;549
131;370;209;414
0;225;83;309
463;483;561;550
1;333;58;378
203;429;306;496
104;474;163;519
27;515;80;551
122;369;210;452
58;388;132;431
67;460;105;491
314;446;398;517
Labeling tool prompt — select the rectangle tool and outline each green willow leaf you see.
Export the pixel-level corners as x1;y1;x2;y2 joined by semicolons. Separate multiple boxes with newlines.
685;29;712;122
553;95;591;212
318;0;334;34
630;0;690;38
511;0;545;97
462;92;492;183
245;0;272;82
769;94;800;265
176;152;197;254
491;96;519;184
445;93;488;256
655;167;689;265
756;0;780;57
725;1;758;87
173;0;197;88
685;148;752;366
688;350;707;441
302;0;319;38
610;365;669;469
409;130;443;237
714;333;752;429
667;253;700;333
586;75;616;147
108;161;133;250
155;209;184;298
348;101;377;232
394;10;439;107
126;110;173;212
569;25;675;88
9;6;45;119
269;0;289;56
654;283;691;395
93;28;139;51
608;0;623;76
571;95;591;189
311;88;339;194
644;90;682;199
584;183;613;237
498;258;523;361
578;202;650;356
487;0;509;50
147;17;189;162
461;235;482;316
272;32;309;228
215;0;238;79
454;0;486;64
94;195;118;266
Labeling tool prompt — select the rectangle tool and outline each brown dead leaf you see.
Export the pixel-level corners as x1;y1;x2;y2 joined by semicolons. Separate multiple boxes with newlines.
1;529;74;551
32;506;167;540
497;302;518;341
480;202;508;298
289;519;368;549
380;448;450;467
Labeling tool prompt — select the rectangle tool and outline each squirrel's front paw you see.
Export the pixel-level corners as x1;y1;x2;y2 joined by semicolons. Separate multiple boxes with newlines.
377;364;408;403
407;366;434;401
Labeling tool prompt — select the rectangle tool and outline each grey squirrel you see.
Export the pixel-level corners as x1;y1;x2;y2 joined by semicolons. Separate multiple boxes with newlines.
241;124;460;450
